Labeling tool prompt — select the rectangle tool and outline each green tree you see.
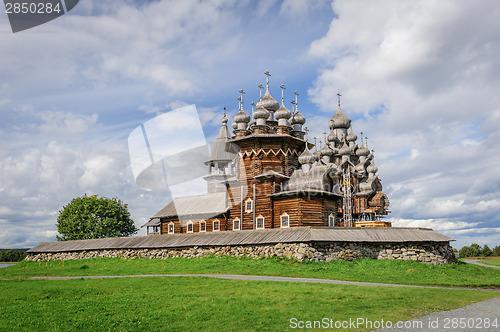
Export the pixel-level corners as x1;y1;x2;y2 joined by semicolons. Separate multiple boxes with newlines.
459;246;471;258
469;243;481;257
481;245;493;257
459;244;482;258
56;195;137;241
493;246;500;257
0;249;27;262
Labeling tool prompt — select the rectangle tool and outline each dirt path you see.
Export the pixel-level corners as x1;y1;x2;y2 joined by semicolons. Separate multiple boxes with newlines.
23;273;499;292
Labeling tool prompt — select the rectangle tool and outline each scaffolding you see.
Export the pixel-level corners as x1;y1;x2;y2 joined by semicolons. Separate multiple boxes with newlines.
342;166;353;227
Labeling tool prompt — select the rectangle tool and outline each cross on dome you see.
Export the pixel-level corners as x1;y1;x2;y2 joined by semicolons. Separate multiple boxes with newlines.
280;83;286;104
239;89;245;109
258;83;264;98
264;70;271;89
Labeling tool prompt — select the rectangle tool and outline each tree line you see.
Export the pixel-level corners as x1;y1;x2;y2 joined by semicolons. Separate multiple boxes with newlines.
0;249;28;262
459;244;500;258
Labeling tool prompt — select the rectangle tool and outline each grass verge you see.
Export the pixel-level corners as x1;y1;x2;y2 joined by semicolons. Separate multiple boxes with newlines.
1;256;499;288
0;277;497;331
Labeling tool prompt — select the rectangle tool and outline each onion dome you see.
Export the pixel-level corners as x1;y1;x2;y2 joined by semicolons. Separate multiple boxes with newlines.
347;128;357;141
298;145;317;165
234;108;251;125
257;88;280;112
253;104;270;120
320;143;334;156
356;144;370;157
328;106;351;129
275;103;291;121
367;161;378;173
231;121;237;130
327;132;337;142
339;141;351;156
291;109;306;126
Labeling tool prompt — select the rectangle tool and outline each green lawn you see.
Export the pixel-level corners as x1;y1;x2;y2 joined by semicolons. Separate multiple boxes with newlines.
2;256;499;288
0;277;497;331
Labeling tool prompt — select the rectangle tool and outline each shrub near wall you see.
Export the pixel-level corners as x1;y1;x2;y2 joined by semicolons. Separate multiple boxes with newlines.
26;241;457;265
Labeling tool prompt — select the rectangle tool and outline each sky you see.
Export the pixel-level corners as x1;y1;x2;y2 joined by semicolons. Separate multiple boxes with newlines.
0;0;499;249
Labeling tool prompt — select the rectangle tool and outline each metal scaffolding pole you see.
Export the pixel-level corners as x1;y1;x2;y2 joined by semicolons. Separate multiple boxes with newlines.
342;166;353;227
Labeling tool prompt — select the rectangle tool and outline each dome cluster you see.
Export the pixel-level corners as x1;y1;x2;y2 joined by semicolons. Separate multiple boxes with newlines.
232;71;306;138
228;71;382;195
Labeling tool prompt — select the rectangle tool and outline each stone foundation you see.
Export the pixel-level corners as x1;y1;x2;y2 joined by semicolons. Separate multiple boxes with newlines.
26;241;457;265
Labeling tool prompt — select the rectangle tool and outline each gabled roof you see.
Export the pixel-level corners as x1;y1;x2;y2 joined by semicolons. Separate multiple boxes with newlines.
152;192;229;218
141;218;160;227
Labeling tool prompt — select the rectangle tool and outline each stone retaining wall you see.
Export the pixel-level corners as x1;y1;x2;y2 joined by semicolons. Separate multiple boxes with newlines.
26;241;457;265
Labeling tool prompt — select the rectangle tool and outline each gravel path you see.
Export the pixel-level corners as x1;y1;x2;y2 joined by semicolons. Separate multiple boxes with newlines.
22;273;499;292
464;259;500;269
376;297;500;331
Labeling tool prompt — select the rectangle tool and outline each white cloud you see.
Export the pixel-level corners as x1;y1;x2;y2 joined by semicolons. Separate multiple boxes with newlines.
0;105;170;247
309;0;500;246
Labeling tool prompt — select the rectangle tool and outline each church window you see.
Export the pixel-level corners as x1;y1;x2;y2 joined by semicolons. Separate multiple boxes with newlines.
187;221;193;233
168;222;175;234
280;213;289;228
200;221;206;232
233;218;240;231
245;199;253;213
328;214;335;227
213;220;220;232
256;216;264;229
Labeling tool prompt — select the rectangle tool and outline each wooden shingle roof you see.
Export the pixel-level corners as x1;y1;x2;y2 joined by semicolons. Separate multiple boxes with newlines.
152;192;229;218
28;227;454;253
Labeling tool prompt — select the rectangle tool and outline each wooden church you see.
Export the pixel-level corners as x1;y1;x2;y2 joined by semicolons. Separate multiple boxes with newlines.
144;71;390;235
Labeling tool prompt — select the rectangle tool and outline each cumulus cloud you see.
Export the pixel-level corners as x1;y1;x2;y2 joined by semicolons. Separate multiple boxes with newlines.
0;102;171;247
308;0;500;248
